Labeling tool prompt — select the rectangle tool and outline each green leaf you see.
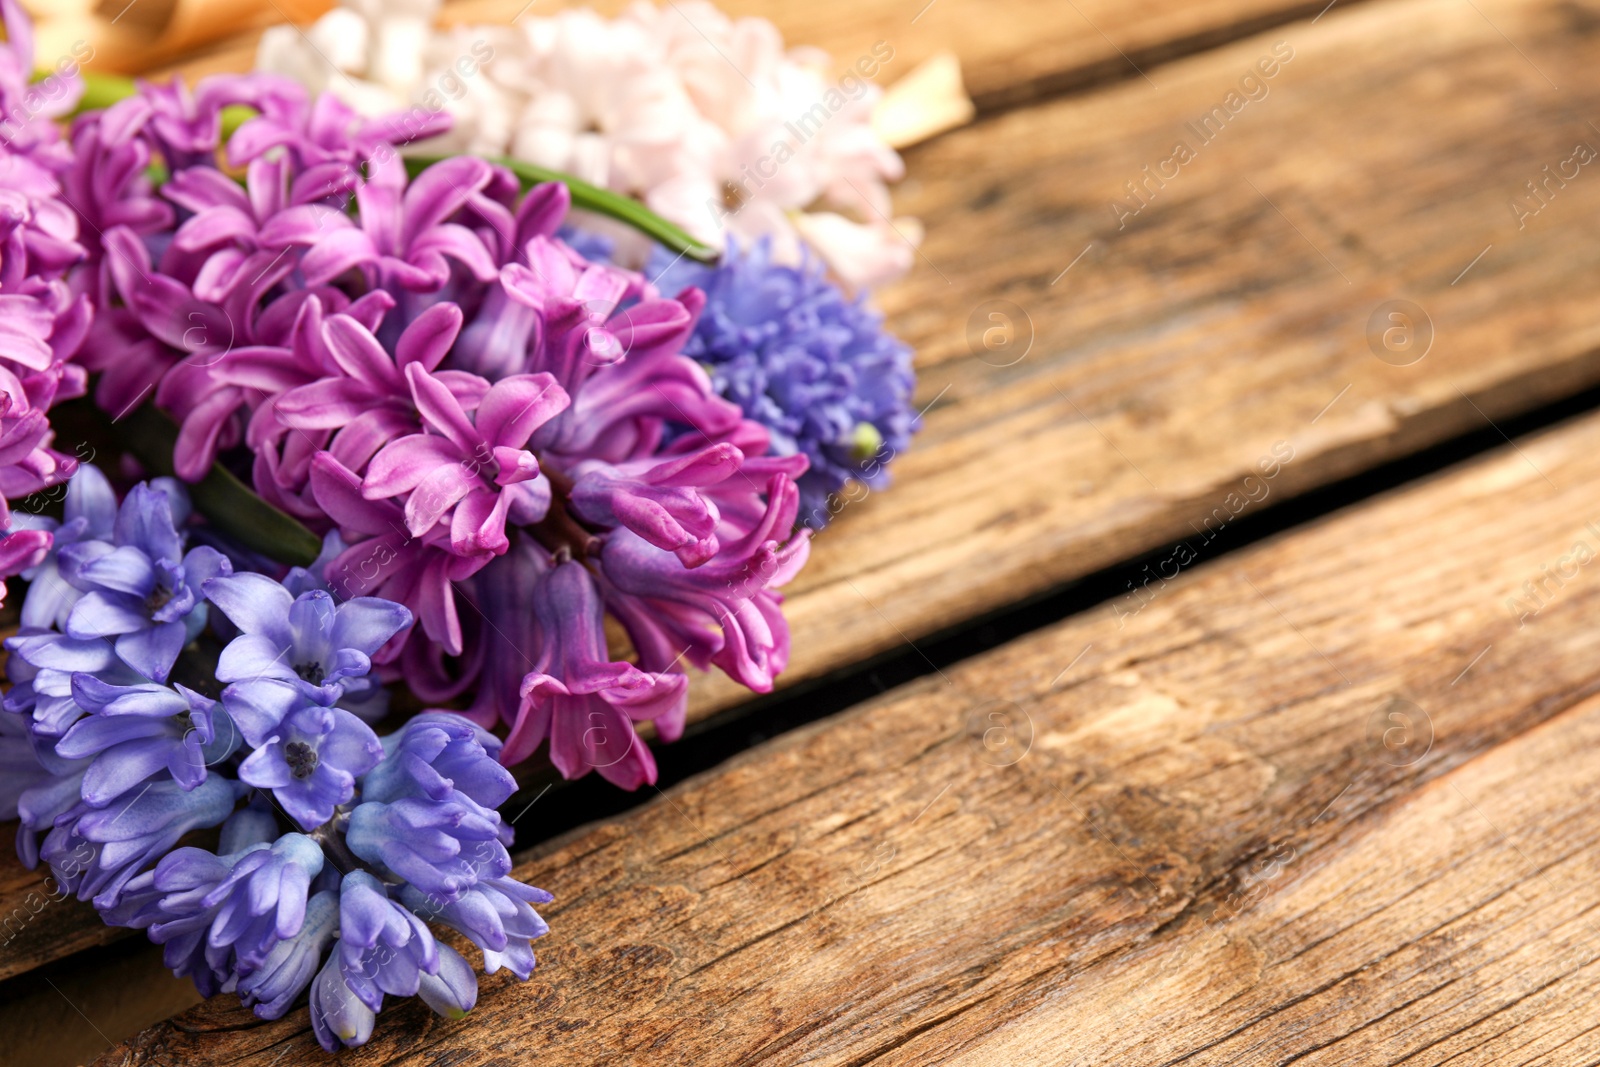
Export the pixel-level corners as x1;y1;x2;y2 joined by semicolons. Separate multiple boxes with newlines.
405;154;721;264
115;406;323;567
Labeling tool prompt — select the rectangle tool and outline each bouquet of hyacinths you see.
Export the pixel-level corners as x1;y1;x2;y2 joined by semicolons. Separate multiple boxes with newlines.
0;0;918;1048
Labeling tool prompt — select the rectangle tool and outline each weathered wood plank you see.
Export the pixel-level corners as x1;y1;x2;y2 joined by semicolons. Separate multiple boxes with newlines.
0;836;123;981
0;936;201;1067
916;697;1600;1067
147;0;1365;112
95;374;1600;1061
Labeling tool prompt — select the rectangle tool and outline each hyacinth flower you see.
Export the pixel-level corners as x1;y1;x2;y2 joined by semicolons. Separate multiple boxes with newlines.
11;462;117;630
0;0;93;598
346;713;517;900
510;557;687;786
62;67;813;791
361;364;565;558
648;238;920;527
40;775;245;910
204;571;412;728
237;703;385;829
58;677;234;805
2;468;550;1049
256;0;918;289
56;483;231;681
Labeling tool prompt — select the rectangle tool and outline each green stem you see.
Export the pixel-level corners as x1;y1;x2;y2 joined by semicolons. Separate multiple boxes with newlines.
405;155;720;264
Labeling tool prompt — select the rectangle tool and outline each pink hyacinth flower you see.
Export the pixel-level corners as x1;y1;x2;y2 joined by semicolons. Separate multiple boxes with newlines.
362;365;569;559
506;558;687;787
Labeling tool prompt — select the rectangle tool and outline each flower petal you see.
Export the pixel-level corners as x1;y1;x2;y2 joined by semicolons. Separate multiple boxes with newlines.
204;572;295;640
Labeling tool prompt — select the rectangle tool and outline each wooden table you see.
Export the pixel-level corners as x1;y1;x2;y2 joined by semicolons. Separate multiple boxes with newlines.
6;0;1600;1062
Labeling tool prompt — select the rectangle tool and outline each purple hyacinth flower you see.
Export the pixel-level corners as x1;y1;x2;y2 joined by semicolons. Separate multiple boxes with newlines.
206;571;411;726
238;703;384;830
40;773;242;909
13;763;84;868
0;708;58;820
228;86;449;174
362;365;567;559
568;443;742;567
346;714;513;901
57;676;235;805
4;627;143;739
344;796;511;905
508;558;686;788
417;943;478;1020
58;483;231;681
216;795;280;855
601;473;810;694
649;238;920;525
455;537;545;732
108;845;241;996
0;525;51;613
0;364;80;525
532;284;744;461
238;887;338;1020
309;948;375;1051
200;831;324;971
358;711;516;810
310;452;489;657
402;875;552;981
0;0;89;530
335;870;441;1012
269;304;463;440
15;463;116;630
265;154;498;292
63;45;819;768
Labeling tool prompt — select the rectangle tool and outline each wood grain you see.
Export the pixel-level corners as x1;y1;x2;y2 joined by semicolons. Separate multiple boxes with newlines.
0;837;124;982
0;936;201;1067
97;368;1600;1062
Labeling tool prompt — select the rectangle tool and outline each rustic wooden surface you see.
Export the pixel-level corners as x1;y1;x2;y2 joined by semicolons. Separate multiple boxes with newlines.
99;355;1600;1065
0;844;122;981
0;938;202;1067
13;0;1600;1060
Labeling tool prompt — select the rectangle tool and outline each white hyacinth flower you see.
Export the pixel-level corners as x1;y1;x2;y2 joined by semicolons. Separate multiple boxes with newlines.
255;0;917;290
